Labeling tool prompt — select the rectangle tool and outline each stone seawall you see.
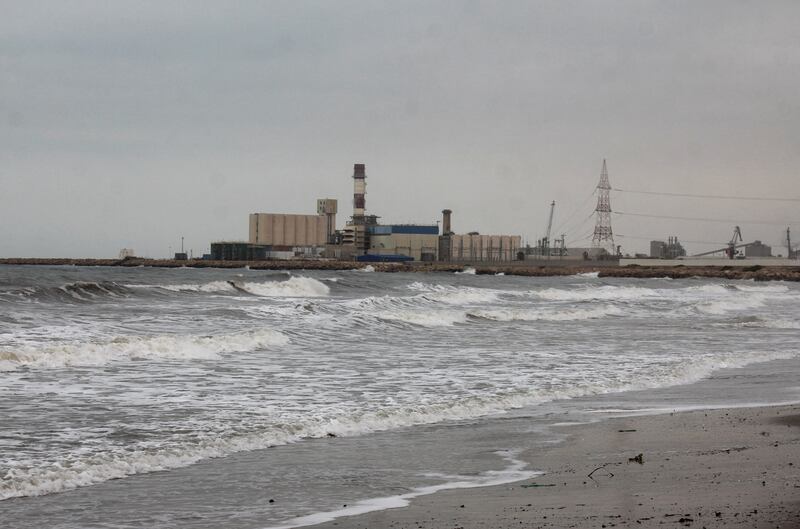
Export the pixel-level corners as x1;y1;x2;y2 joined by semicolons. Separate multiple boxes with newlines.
2;258;799;281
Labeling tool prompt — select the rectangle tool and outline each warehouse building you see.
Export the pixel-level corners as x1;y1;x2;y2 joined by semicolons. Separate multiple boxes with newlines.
745;240;772;257
249;198;337;250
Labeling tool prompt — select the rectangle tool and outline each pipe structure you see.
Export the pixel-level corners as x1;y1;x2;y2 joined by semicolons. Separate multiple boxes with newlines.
353;164;366;218
442;209;452;235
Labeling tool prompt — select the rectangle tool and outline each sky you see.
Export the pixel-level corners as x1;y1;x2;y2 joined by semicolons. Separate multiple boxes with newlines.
2;0;799;258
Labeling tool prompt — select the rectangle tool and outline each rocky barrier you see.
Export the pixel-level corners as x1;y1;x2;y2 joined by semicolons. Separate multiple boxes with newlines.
2;258;799;281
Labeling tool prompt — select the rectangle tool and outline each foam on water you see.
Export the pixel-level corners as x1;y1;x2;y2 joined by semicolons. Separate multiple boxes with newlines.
407;283;500;305
377;310;469;327
263;451;539;529
0;329;289;369
159;280;238;293
158;277;330;298
240;277;330;298
2;269;799;507
469;304;623;322
2;341;795;500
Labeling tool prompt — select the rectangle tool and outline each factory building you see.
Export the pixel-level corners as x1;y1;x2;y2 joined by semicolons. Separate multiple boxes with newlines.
210;242;268;261
745;240;772;257
249;198;337;249
650;236;686;259
438;209;521;262
368;225;440;261
443;234;521;261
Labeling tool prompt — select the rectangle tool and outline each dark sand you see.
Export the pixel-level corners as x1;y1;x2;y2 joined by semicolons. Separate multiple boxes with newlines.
311;405;800;528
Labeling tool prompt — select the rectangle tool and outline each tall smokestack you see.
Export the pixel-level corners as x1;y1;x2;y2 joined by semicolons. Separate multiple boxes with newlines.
442;209;452;235
353;163;366;218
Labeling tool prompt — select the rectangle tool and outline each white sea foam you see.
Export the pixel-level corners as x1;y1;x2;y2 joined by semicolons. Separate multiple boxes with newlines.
377;310;468;327
159;277;330;298
533;285;659;301
240;277;330;298
455;267;476;275
695;294;766;315
2;345;796;501
0;329;289;369
263;451;540;529
407;283;499;305
159;281;237;293
470;305;623;322
733;318;800;329
575;271;600;278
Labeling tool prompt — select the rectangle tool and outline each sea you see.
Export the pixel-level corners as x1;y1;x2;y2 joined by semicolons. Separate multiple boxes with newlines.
1;264;799;528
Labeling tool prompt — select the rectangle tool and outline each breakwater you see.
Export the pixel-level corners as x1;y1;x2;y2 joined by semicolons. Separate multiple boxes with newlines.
1;258;799;281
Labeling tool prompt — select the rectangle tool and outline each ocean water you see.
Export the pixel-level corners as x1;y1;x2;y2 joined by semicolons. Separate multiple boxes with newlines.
1;265;799;528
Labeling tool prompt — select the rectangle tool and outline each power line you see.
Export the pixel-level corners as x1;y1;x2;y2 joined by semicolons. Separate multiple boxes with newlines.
614;211;798;226
616;233;726;246
551;189;596;236
613;187;800;202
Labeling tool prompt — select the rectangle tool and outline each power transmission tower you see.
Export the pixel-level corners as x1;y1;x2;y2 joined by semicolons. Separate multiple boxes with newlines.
591;159;615;254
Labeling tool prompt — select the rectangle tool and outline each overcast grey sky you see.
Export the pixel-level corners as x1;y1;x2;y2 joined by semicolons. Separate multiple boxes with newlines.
2;0;798;257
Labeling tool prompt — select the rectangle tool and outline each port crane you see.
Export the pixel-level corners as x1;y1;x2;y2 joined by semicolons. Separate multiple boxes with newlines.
691;226;751;259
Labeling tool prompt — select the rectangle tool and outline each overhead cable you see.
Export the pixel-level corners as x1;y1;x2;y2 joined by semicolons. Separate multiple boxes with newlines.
613;188;800;203
614;211;798;226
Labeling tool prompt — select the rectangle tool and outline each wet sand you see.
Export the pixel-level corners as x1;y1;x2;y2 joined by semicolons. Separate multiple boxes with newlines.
312;404;800;528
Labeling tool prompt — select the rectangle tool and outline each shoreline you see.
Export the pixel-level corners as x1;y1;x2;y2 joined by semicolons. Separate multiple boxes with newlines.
1;258;799;281
305;403;800;529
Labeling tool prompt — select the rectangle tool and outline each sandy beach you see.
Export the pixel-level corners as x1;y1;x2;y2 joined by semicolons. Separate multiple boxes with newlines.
311;404;800;529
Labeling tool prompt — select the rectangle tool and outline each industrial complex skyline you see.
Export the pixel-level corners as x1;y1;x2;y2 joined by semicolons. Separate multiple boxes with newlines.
2;1;799;258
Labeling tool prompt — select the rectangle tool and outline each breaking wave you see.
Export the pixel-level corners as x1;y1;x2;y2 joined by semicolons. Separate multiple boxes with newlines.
377;310;469;327
158;276;330;298
240;277;330;297
406;282;499;305
2;346;795;501
0;329;289;370
3;281;134;303
469;305;623;322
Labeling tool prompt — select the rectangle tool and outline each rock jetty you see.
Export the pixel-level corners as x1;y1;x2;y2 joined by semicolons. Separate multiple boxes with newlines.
1;258;799;281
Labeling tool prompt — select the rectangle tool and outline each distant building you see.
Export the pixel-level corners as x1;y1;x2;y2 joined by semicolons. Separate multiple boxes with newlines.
650;236;686;259
118;248;135;259
437;209;521;262
443;233;522;262
248;198;338;247
368;224;439;261
210;242;268;261
745;240;772;257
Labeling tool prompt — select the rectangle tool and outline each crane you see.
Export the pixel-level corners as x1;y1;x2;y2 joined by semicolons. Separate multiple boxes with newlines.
692;226;749;259
726;225;742;259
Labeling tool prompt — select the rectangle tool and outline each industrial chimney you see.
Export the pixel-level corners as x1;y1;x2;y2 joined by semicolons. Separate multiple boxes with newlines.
442;209;452;235
353;164;366;219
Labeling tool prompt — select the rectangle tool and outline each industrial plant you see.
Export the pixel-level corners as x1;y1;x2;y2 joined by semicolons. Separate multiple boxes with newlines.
204;160;797;267
210;163;521;263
